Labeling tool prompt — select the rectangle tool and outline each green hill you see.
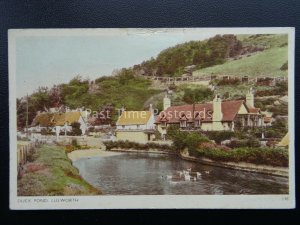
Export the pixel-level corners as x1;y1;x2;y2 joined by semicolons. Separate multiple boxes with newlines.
134;33;288;78
237;34;288;49
194;46;288;77
193;34;288;77
133;34;243;77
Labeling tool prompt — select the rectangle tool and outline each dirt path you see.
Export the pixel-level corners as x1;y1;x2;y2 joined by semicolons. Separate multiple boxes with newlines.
67;149;121;161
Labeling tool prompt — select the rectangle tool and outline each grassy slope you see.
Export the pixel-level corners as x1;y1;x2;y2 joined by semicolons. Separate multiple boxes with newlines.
98;77;161;110
18;145;100;196
70;76;162;112
214;83;275;99
237;34;288;48
194;34;288;77
194;46;288;77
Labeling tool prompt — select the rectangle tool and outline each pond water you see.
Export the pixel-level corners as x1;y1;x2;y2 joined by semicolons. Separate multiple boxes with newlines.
73;152;288;195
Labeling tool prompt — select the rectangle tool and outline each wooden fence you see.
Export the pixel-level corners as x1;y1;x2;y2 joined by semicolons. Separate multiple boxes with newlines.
140;74;286;86
17;140;45;178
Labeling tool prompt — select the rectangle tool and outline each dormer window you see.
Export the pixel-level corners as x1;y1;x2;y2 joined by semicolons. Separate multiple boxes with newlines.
160;115;168;127
194;120;201;127
179;114;188;128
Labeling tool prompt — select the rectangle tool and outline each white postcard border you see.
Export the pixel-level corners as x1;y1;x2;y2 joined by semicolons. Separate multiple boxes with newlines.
9;27;295;209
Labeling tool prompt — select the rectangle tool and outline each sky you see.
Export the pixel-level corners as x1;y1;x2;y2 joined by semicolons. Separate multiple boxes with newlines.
15;29;216;98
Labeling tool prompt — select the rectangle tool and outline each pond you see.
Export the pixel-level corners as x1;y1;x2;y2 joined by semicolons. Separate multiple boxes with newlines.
73;152;288;195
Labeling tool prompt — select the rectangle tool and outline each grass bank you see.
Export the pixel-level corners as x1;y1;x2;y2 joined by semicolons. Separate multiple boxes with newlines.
194;46;288;77
18;144;101;196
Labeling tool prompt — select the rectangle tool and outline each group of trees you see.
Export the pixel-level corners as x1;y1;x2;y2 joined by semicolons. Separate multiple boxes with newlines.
17;85;63;129
133;34;244;77
182;87;214;104
17;72;160;129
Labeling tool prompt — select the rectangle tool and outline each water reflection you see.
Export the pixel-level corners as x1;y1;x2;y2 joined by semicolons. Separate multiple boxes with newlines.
73;152;288;195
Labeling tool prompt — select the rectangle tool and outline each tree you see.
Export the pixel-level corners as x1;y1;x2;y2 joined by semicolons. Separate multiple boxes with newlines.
167;125;209;152
182;87;213;104
71;122;82;136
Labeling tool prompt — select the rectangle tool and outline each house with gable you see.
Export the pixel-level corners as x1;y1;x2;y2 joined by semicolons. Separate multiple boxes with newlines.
115;105;156;143
30;109;88;135
155;89;265;139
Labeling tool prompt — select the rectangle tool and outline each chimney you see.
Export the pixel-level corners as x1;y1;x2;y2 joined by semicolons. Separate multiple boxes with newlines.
212;95;223;131
213;94;223;122
149;104;154;114
246;88;254;108
163;94;171;111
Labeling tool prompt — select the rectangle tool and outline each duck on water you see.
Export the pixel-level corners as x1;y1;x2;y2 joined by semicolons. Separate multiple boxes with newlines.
162;168;210;182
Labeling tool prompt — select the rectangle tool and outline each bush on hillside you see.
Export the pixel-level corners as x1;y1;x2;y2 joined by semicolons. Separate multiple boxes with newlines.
216;78;241;86
280;61;288;71
182;87;214;104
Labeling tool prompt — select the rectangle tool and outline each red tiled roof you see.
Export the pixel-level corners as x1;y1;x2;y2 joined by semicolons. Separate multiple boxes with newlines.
248;108;260;113
222;100;245;121
156;100;247;123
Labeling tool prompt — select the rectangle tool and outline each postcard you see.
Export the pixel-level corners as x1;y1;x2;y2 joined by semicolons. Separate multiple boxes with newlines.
9;28;295;209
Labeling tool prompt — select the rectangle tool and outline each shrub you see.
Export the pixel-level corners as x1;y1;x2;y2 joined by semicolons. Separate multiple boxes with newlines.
216;78;241;86
193;147;288;167
71;139;79;148
71;122;82;136
227;137;260;148
182;87;213;104
65;144;76;153
102;141;174;152
263;118;288;139
167;129;210;153
280;61;288;71
204;131;235;144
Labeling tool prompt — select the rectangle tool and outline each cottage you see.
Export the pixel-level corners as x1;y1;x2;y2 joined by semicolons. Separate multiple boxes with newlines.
156;89;265;139
31;110;88;135
115;105;156;143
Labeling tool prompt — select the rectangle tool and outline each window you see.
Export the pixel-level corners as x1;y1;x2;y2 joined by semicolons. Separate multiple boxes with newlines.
194;120;200;127
137;125;140;129
122;125;125;129
180;120;187;128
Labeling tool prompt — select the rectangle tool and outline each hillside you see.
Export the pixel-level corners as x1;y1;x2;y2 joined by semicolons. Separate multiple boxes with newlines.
17;34;289;129
133;34;244;77
134;33;288;78
193;34;288;77
194;46;288;77
17;70;162;128
237;34;288;49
